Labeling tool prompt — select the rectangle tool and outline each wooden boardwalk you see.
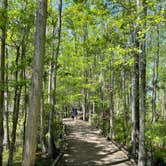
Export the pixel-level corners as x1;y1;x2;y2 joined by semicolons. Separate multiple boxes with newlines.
58;119;135;166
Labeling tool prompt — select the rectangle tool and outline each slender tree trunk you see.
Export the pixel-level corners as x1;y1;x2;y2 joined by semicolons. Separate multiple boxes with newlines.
22;0;47;165
82;100;86;121
40;85;46;153
82;23;89;121
6;86;22;166
138;0;147;165
109;61;114;140
82;88;88;121
100;84;105;133
6;46;23;166
48;63;51;103
22;71;28;159
152;25;160;123
88;104;92;124
21;42;29;160
48;0;62;158
48;57;57;157
6;48;10;149
0;0;7;165
4;48;10;149
123;71;128;144
92;102;95;114
131;26;139;158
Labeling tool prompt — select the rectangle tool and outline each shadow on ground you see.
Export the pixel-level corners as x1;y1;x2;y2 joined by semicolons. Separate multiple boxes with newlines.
58;119;133;166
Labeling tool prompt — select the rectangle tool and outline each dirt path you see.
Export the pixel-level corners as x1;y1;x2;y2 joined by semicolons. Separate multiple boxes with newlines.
58;119;134;166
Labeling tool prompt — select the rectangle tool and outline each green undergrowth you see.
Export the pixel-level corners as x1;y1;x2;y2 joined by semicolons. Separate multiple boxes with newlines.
35;153;54;166
146;119;166;165
91;112;166;165
3;147;54;166
3;147;22;166
153;149;166;166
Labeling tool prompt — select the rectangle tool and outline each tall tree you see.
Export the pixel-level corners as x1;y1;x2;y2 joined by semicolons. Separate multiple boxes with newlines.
109;57;114;140
131;16;140;158
0;0;7;165
40;77;47;153
138;0;147;165
6;45;22;166
152;24;160;123
48;0;62;158
22;0;47;165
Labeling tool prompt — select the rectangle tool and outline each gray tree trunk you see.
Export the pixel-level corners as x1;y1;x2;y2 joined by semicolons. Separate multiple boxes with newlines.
131;24;140;158
88;105;92;124
138;0;147;165
109;58;114;140
22;0;47;165
48;0;62;158
122;71;128;144
40;79;47;153
152;25;160;123
82;100;86;121
0;0;7;165
6;45;24;166
92;102;95;114
4;48;10;150
22;70;28;160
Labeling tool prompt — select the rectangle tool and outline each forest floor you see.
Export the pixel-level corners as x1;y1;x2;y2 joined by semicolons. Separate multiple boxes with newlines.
57;118;135;166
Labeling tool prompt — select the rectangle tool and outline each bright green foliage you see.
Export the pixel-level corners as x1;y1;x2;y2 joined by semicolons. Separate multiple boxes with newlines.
0;0;166;165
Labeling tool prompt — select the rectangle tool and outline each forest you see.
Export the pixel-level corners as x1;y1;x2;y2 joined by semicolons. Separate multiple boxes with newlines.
0;0;166;166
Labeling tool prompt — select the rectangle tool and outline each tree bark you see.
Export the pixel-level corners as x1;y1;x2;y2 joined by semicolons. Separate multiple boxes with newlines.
4;48;10;149
109;58;114;140
40;84;47;153
122;71;128;144
131;23;140;158
6;46;23;166
138;0;147;165
82;89;88;121
82;100;86;121
48;0;62;158
152;24;160;123
22;71;28;160
88;104;92;124
0;0;7;165
22;0;47;165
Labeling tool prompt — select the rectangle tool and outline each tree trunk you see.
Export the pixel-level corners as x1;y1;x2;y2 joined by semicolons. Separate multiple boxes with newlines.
89;109;91;124
22;44;28;160
0;0;7;165
22;76;28;159
48;0;62;158
109;60;114;140
6;46;23;166
22;0;47;165
82;100;86;121
138;0;147;165
92;102;95;114
82;88;88;121
123;71;128;144
131;26;140;158
40;85;47;153
152;24;160;123
4;48;10;149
